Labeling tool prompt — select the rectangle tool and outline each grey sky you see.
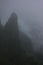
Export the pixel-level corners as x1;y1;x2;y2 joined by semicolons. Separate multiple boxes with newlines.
0;0;43;51
0;0;43;24
0;0;43;33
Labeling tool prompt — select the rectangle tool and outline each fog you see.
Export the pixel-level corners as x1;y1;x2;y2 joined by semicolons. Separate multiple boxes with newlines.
0;0;43;64
0;0;43;51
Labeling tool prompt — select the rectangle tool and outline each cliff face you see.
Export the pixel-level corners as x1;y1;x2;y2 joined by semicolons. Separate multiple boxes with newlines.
0;13;34;64
4;12;18;39
3;12;33;55
2;13;19;57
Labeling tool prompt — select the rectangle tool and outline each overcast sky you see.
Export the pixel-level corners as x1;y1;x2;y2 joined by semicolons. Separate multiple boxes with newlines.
0;0;43;24
0;0;43;37
0;0;43;51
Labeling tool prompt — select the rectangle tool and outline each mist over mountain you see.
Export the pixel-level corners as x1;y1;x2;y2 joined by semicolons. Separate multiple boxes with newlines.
0;0;43;65
0;12;36;65
1;0;43;53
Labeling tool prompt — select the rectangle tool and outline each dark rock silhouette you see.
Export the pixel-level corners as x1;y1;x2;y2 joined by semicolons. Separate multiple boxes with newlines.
3;12;20;57
0;12;34;65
